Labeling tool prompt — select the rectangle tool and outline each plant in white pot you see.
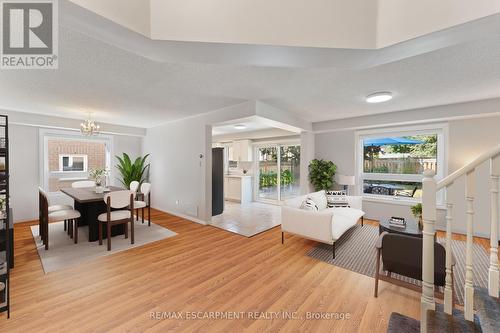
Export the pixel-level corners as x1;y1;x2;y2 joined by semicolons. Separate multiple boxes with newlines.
89;168;109;193
411;203;423;230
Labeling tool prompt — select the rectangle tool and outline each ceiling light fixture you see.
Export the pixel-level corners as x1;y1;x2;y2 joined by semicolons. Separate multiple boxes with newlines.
366;92;393;103
234;124;246;130
80;113;100;136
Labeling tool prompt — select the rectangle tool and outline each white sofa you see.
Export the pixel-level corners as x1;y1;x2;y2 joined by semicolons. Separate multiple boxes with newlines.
281;190;365;258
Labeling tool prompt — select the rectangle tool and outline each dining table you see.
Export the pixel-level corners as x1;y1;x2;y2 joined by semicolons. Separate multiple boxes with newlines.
60;186;126;242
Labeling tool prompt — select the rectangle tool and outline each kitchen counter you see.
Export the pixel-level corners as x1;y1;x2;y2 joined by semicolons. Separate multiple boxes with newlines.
224;175;253;203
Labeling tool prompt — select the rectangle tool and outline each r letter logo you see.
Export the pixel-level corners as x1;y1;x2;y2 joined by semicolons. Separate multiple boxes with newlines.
1;0;58;69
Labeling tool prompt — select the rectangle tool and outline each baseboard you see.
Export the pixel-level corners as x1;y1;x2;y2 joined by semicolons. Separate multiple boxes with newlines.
152;206;207;226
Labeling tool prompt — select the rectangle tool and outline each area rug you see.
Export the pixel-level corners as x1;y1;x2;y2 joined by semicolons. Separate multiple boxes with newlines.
307;224;496;305
31;220;177;273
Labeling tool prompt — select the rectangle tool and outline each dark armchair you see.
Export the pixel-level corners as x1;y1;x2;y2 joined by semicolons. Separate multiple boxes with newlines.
374;232;455;304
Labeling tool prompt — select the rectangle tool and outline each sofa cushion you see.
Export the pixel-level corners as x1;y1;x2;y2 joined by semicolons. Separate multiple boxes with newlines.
330;207;365;240
308;190;328;210
300;198;319;211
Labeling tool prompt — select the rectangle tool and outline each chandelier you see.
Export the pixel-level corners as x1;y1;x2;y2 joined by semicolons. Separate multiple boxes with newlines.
80;114;100;136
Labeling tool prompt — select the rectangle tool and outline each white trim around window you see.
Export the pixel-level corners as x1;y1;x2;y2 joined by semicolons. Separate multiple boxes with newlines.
355;123;448;204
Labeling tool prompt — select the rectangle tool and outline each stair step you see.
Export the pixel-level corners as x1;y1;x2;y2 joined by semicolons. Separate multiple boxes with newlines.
474;287;500;333
427;304;481;333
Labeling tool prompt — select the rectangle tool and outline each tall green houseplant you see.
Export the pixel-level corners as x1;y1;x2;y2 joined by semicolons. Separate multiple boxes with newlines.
308;159;337;191
116;153;150;189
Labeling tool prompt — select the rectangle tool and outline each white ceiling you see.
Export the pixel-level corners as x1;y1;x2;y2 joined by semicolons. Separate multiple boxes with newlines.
212;116;299;136
1;4;500;128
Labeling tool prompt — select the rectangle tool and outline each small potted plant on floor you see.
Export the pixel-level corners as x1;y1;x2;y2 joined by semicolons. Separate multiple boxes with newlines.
411;203;423;230
89;168;109;193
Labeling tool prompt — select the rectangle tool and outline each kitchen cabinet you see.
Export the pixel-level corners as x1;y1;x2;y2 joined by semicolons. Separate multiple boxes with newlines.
224;175;253;203
231;140;253;162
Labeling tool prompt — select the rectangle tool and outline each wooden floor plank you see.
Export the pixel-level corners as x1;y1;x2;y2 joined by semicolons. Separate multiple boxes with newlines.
0;210;495;332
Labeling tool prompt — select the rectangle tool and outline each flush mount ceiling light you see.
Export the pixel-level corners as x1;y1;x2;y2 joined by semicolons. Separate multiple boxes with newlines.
234;124;246;130
80;113;100;136
366;92;393;103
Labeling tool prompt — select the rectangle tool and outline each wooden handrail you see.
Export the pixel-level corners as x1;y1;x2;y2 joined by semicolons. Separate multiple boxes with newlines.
437;144;500;190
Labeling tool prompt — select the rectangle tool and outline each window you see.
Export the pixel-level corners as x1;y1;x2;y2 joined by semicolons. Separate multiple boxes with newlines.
59;154;88;172
40;130;113;192
357;125;446;202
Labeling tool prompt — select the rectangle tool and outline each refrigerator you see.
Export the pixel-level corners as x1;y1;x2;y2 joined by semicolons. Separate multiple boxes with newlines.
212;147;224;216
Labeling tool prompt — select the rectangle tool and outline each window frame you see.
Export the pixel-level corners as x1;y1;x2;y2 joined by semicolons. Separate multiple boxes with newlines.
58;154;88;172
355;123;448;204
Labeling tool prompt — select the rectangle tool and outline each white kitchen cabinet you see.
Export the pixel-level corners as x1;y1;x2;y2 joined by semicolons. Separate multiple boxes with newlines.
224;175;253;203
232;140;253;161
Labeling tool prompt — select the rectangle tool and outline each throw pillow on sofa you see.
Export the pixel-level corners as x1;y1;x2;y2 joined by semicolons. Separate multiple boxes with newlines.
300;197;319;211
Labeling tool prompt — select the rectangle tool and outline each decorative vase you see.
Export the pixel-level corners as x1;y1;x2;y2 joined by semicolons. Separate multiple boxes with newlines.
418;217;423;230
95;179;103;193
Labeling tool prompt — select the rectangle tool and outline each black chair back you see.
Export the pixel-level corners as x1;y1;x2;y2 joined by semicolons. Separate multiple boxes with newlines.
381;233;447;286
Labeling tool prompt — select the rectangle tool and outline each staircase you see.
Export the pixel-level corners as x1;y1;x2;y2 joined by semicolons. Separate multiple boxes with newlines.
387;145;500;333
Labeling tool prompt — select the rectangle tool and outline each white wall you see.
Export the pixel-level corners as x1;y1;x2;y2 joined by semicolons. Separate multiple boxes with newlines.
143;101;312;224
377;0;500;47
10;124;39;223
8;119;143;223
70;0;151;36
151;0;377;48
315;114;500;237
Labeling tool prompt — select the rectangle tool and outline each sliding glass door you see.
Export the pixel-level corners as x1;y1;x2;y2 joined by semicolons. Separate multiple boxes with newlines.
256;143;300;203
257;147;278;201
280;145;301;200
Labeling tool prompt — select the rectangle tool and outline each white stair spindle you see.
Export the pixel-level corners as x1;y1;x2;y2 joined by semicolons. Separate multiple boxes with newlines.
489;156;499;297
464;170;475;321
421;169;437;333
444;201;454;314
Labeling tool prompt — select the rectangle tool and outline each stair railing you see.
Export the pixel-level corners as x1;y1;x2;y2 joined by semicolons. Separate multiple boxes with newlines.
421;144;500;332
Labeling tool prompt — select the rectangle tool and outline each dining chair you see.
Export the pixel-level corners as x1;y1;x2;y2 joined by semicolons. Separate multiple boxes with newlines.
129;181;139;192
134;183;151;226
98;190;134;251
71;180;96;188
39;189;81;249
38;187;73;235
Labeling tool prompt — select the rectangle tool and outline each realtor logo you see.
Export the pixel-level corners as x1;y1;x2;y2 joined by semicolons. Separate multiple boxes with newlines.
0;0;58;69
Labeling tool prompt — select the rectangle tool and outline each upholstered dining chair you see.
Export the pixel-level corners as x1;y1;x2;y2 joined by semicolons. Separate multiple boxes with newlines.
38;187;73;235
134;182;151;226
71;180;96;188
39;189;81;250
98;190;134;251
129;180;139;192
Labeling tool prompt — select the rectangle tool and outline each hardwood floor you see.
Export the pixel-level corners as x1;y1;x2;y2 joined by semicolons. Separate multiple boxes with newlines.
0;210;494;332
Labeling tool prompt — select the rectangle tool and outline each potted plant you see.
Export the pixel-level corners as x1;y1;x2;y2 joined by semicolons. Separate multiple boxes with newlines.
89;168;108;193
308;159;337;191
116;153;150;189
411;203;423;230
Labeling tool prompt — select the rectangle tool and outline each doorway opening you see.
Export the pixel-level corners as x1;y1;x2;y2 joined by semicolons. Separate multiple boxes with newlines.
209;116;302;237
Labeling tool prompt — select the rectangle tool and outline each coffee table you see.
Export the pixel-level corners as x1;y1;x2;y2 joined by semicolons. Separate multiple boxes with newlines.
378;218;422;238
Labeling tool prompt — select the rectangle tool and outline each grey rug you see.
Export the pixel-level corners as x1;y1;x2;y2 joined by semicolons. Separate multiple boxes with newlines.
31;220;177;273
307;224;497;305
